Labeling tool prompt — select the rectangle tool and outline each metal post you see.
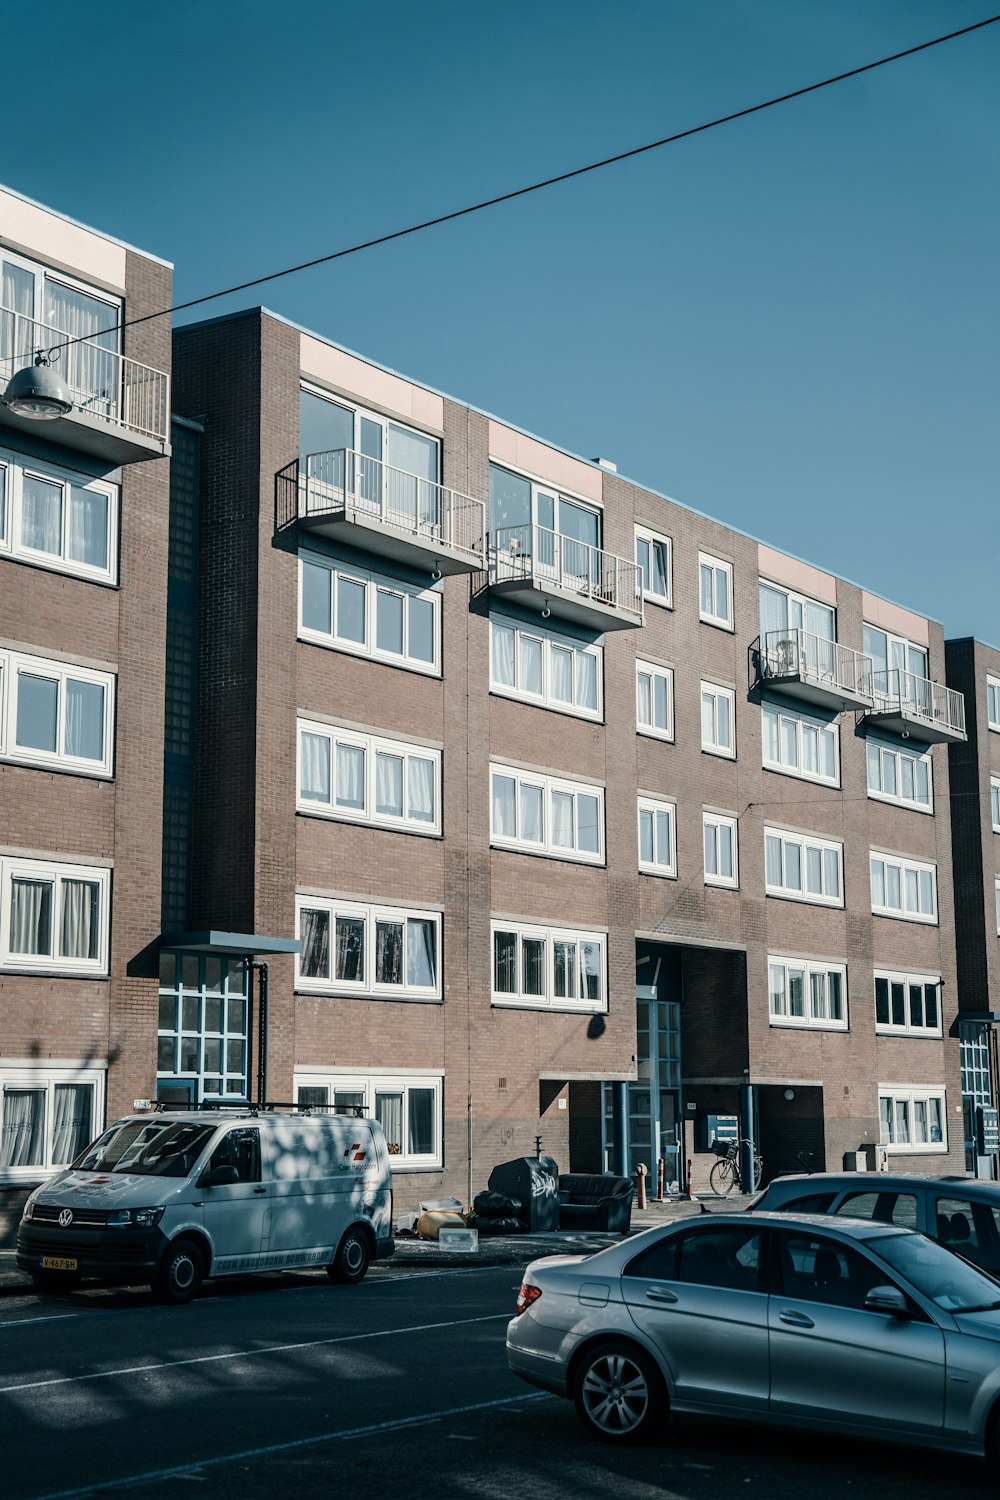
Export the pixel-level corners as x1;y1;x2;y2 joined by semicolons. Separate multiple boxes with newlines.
610;1082;628;1177
656;1157;665;1201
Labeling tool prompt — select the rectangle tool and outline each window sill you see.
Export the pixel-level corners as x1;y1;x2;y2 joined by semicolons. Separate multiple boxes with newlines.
491;998;607;1015
489;686;604;725
639;866;678;880
295;808;443;839
490;842;605;869
699;614;735;633
762;763;840;792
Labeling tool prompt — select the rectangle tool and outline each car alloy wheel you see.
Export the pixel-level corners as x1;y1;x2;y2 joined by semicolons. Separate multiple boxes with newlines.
575;1340;662;1443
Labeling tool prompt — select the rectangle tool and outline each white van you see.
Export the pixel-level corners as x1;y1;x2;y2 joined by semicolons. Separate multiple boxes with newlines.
16;1108;395;1302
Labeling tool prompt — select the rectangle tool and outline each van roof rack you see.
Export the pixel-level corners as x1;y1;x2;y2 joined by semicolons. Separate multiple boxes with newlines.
152;1100;367;1117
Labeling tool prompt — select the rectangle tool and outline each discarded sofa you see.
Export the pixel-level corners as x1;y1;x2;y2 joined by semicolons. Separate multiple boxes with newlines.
557;1173;633;1234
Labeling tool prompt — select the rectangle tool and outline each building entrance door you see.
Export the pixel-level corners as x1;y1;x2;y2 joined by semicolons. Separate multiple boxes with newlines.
603;984;682;1191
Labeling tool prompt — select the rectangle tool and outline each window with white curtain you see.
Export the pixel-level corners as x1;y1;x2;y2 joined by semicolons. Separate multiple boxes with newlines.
699;552;734;629
634;524;671;606
768;956;847;1030
295;896;441;999
863;624;929;685
0;648;114;776
490;763;604;864
875;970;942;1036
700;682;736;757
879;1086;946;1152
761;701;839;786
988;677;1000;732
636;659;674;740
0;1066;103;1181
866;736;933;812
703;812;738;888
871;852;937;924
489;614;602;720
294;1071;443;1169
759;580;835;642
491;919;606;1012
297;719;440;835
0;447;117;583
765;826;843;906
991;778;1000;832
638;796;676;876
299;550;441;676
0;856;110;974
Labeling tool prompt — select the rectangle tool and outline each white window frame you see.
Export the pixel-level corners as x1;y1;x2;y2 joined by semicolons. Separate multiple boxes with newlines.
995;880;1000;937
488;463;603;553
991;778;1000;833
700;681;736;758
296;719;441;836
300;383;441;480
879;1086;947;1153
863;623;929;681
761;700;840;788
989;676;1000;733
866;734;933;814
636;659;674;741
759;579;836;641
298;550;442;677
765;826;844;907
490;762;604;865
488;614;603;722
0;648;114;778
0;447;118;585
699;552;734;630
293;1069;443;1171
768;955;848;1031
870;851;938;925
294;896;442;1000
491;919;607;1013
638;795;677;877
0;1064;105;1183
874;969;943;1037
0;856;111;975
634;524;672;608
703;811;739;889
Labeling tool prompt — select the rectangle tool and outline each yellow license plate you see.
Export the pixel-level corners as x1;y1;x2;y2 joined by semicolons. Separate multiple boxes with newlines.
41;1256;78;1271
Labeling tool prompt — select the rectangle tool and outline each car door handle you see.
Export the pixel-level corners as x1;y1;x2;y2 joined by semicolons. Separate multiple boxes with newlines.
645;1287;679;1303
778;1309;815;1328
253;1187;267;1195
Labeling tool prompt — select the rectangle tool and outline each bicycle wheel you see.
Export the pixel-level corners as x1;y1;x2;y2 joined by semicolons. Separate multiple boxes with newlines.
709;1157;737;1196
752;1154;764;1188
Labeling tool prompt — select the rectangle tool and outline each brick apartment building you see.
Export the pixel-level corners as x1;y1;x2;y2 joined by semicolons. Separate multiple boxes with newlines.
0;184;171;1183
162;304;974;1207
1;185;996;1213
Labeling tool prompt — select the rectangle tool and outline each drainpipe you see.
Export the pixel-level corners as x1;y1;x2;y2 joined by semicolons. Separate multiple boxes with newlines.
251;960;269;1106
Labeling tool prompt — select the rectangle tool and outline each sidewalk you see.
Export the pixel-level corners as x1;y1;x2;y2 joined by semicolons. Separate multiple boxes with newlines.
0;1192;724;1291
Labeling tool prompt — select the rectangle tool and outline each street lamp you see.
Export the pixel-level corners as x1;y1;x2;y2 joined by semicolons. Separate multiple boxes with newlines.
2;350;73;419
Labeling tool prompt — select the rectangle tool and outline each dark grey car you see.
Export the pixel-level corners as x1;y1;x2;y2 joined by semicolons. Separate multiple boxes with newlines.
751;1172;1000;1275
507;1211;1000;1462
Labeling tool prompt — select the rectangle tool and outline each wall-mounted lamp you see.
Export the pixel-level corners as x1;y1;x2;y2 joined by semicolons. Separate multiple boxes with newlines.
2;349;73;420
541;600;551;619
783;1088;796;1102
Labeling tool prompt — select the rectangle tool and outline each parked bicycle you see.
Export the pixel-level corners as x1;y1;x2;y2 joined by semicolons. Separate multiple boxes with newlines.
709;1137;763;1196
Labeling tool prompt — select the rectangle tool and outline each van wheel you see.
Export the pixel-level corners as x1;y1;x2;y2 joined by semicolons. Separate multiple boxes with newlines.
155;1239;204;1304
327;1226;371;1285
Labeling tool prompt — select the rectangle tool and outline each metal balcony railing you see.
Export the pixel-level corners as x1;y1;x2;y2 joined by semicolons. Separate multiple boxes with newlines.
871;669;966;738
0;306;169;446
758;628;873;702
490;524;644;624
300;448;486;557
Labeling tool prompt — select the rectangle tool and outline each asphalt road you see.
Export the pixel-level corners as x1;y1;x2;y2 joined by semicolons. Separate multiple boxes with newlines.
1;1263;997;1500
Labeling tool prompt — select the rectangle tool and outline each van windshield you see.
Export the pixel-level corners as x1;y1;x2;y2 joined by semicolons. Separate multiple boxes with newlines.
75;1121;217;1177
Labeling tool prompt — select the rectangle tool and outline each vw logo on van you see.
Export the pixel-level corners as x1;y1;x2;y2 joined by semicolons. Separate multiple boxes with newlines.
58;1209;73;1228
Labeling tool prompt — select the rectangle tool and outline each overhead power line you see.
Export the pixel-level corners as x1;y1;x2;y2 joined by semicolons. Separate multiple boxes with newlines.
45;11;1000;355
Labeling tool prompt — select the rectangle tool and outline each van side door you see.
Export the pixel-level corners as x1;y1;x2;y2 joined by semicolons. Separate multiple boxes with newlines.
197;1126;268;1274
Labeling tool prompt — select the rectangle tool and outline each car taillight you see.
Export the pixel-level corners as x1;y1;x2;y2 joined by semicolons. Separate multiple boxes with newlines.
515;1282;542;1316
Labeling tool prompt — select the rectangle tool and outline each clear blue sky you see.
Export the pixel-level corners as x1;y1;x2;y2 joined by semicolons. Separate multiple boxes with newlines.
4;1;997;642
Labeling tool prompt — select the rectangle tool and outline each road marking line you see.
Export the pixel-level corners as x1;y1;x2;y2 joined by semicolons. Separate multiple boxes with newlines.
29;1391;552;1500
0;1313;508;1395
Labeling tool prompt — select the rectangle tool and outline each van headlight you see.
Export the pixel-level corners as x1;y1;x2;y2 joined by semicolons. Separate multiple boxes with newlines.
107;1208;165;1229
21;1191;39;1222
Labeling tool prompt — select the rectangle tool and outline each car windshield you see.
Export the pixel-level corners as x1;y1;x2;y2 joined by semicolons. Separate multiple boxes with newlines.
874;1230;1000;1312
75;1120;217;1177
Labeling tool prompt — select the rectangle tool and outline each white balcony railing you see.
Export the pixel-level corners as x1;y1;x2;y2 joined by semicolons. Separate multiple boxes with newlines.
0;306;169;446
300;448;486;558
871;669;966;738
491;524;644;624
759;628;872;702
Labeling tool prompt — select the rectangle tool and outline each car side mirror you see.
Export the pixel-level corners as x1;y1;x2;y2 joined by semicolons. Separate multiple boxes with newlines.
865;1285;910;1316
201;1164;239;1188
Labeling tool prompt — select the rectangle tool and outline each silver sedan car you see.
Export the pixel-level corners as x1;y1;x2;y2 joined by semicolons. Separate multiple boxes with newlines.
506;1210;1000;1462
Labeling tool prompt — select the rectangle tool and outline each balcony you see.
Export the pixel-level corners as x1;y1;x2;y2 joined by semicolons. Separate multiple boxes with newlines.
0;307;169;464
754;628;873;712
297;448;486;576
863;669;966;745
487;525;644;632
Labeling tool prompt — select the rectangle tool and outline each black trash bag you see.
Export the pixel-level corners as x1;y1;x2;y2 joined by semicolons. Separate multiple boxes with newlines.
475;1216;524;1236
473;1189;523;1217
